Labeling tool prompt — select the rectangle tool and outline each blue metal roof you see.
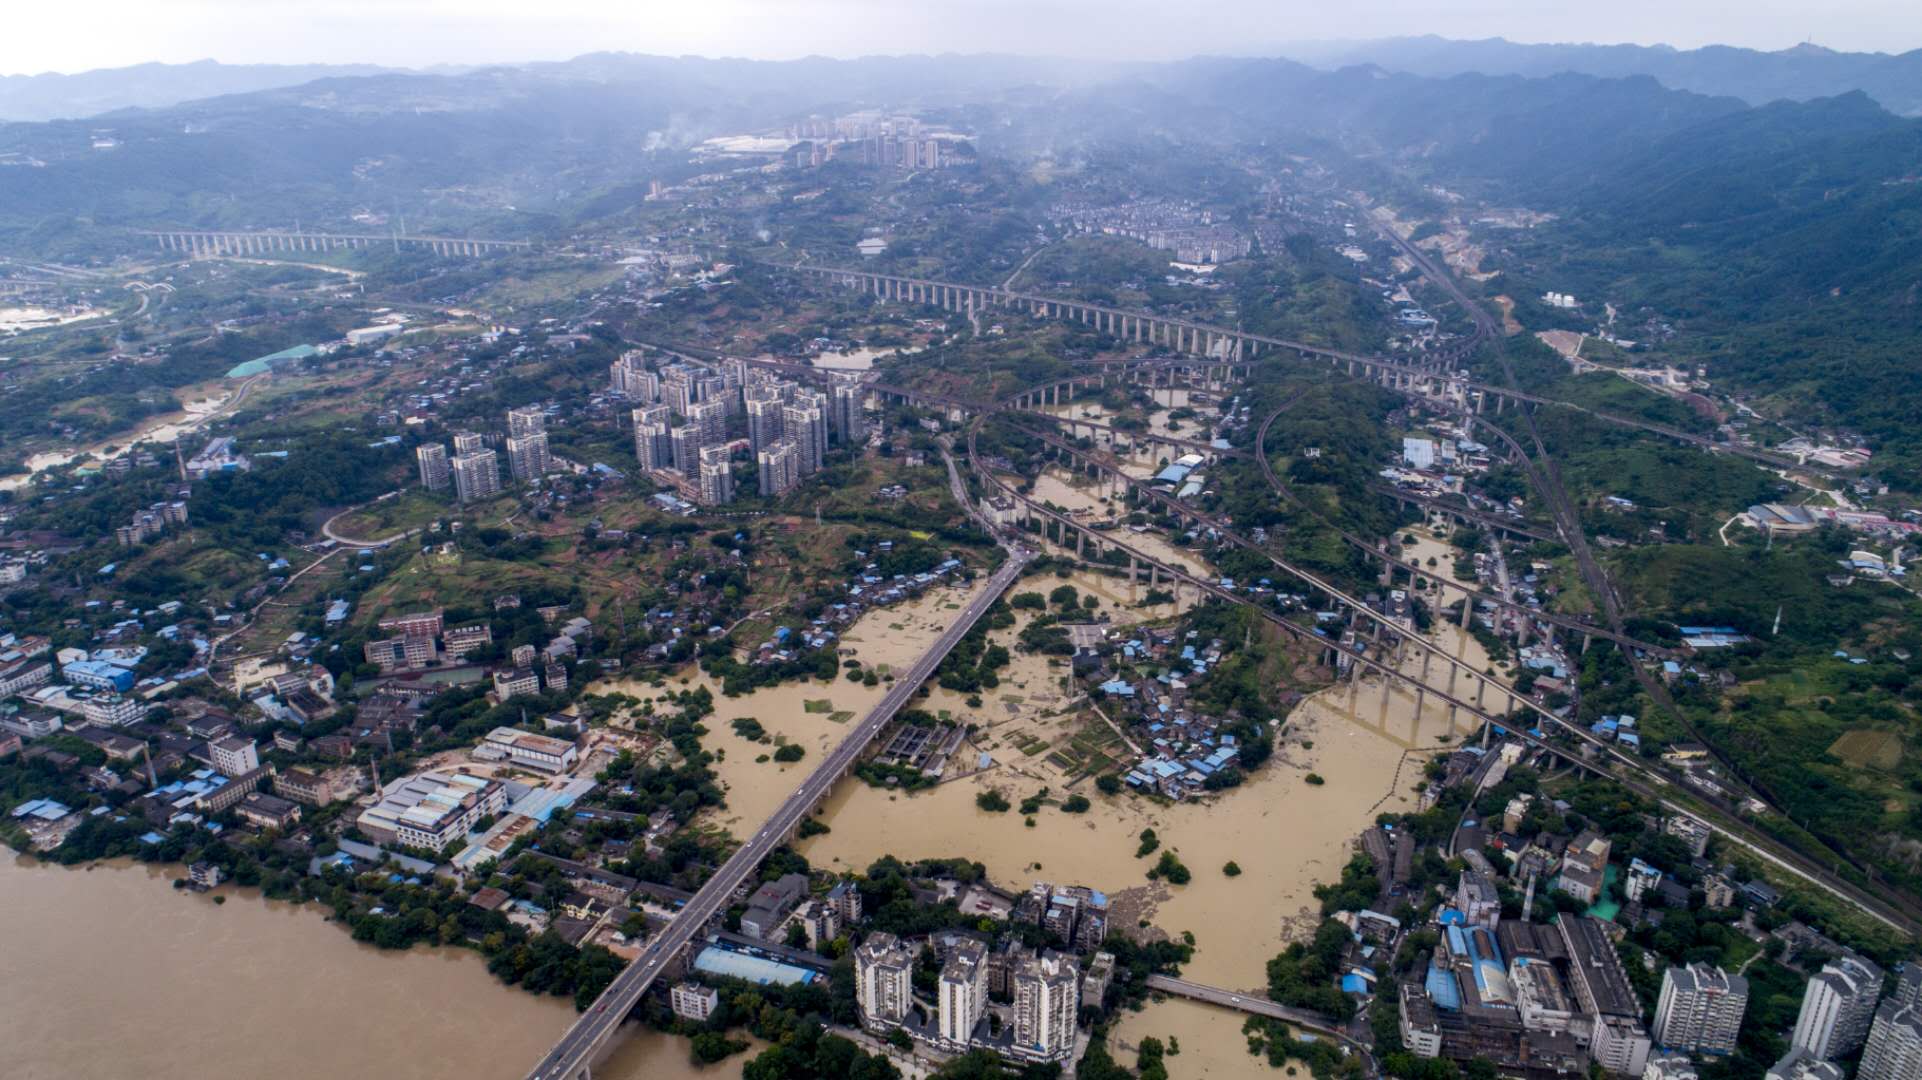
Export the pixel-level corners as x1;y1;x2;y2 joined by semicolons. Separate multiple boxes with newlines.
693;946;818;987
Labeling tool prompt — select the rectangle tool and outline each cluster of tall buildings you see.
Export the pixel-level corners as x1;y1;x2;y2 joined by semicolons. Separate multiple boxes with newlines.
780;112;970;171
614;350;866;506
1772;959;1922;1080
416;406;552;502
855;932;1079;1065
1861;967;1922;1080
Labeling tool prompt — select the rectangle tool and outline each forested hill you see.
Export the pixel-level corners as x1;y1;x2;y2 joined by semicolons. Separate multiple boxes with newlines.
0;59;403;122
1281;35;1922;117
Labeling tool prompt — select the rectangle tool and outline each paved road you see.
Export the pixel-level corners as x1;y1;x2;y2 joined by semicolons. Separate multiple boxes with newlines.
1143;975;1338;1028
523;551;1033;1080
1143;975;1374;1072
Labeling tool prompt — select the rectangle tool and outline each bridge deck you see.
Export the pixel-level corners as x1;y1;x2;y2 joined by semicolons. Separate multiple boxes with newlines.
524;552;1032;1080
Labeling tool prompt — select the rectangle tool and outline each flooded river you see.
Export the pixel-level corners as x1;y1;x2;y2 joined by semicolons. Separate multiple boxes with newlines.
0;521;1463;1078
0;854;750;1080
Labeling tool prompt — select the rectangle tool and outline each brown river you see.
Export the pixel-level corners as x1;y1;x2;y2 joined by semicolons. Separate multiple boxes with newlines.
0;855;721;1080
0;520;1482;1078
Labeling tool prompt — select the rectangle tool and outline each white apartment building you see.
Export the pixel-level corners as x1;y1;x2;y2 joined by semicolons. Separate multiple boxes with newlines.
938;939;988;1048
1861;1001;1922;1080
855;932;916;1028
1793;955;1885;1060
1010;951;1080;1063
1654;964;1748;1057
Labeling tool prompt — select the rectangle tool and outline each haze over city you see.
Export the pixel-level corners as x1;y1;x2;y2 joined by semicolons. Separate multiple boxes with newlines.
5;0;1922;73
5;5;1922;1080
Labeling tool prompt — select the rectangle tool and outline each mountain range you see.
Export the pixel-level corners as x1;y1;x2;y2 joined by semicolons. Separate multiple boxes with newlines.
1277;35;1922;116
0;59;411;122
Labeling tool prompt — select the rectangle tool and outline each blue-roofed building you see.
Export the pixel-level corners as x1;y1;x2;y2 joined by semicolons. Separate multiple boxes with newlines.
693;945;819;987
1152;463;1194;486
63;659;136;692
1425;959;1463;1010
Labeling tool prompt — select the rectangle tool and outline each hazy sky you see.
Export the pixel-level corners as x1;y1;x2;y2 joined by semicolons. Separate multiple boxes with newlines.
4;0;1918;75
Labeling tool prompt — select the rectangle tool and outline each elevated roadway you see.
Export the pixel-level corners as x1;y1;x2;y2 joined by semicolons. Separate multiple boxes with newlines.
523;551;1032;1080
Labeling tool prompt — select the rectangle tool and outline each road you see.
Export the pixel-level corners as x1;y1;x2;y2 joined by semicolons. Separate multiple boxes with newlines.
523;551;1033;1080
1143;975;1373;1069
972;422;1922;937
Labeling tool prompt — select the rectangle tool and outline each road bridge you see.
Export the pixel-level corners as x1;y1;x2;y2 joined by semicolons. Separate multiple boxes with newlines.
780;261;1444;375
979;430;1920;935
778;263;1829;476
141;229;533;258
522;552;1033;1080
1007;407;1653;659
662;334;1917;933
1142;975;1354;1042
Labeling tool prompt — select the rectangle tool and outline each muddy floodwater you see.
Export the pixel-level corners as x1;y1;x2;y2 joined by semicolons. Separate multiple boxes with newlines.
1;520;1473;1078
0;854;747;1080
1111;997;1309;1077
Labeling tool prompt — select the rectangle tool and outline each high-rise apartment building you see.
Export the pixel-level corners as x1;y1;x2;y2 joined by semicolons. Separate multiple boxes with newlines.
632;404;673;472
1011;951;1079;1063
635;420;674;473
687;398;729;446
1793;955;1885;1060
1895;964;1922;1011
506;405;546;439
670;426;701;476
697;444;733;506
1654;964;1748;1057
832;382;866;444
662;369;700;416
855;932;916;1029
783;402;826;475
452;449;501;502
416;443;450;491
939;938;989;1048
452;431;486;456
506;432;550;483
746;387;787;454
1768;1048;1846;1080
1861;1000;1922;1080
610;351;658;401
759;438;801;497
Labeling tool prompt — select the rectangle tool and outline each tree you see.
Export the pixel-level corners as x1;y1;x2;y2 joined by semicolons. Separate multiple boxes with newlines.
1095;774;1122;795
976;790;1011;813
691;1031;749;1064
1061;795;1090;813
1223;861;1242;877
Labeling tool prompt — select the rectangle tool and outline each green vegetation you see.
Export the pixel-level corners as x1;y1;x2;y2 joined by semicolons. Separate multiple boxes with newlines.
1147;851;1191;885
1265;918;1357;1020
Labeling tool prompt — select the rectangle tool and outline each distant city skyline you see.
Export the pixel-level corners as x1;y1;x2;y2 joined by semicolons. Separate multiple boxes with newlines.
4;0;1920;77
